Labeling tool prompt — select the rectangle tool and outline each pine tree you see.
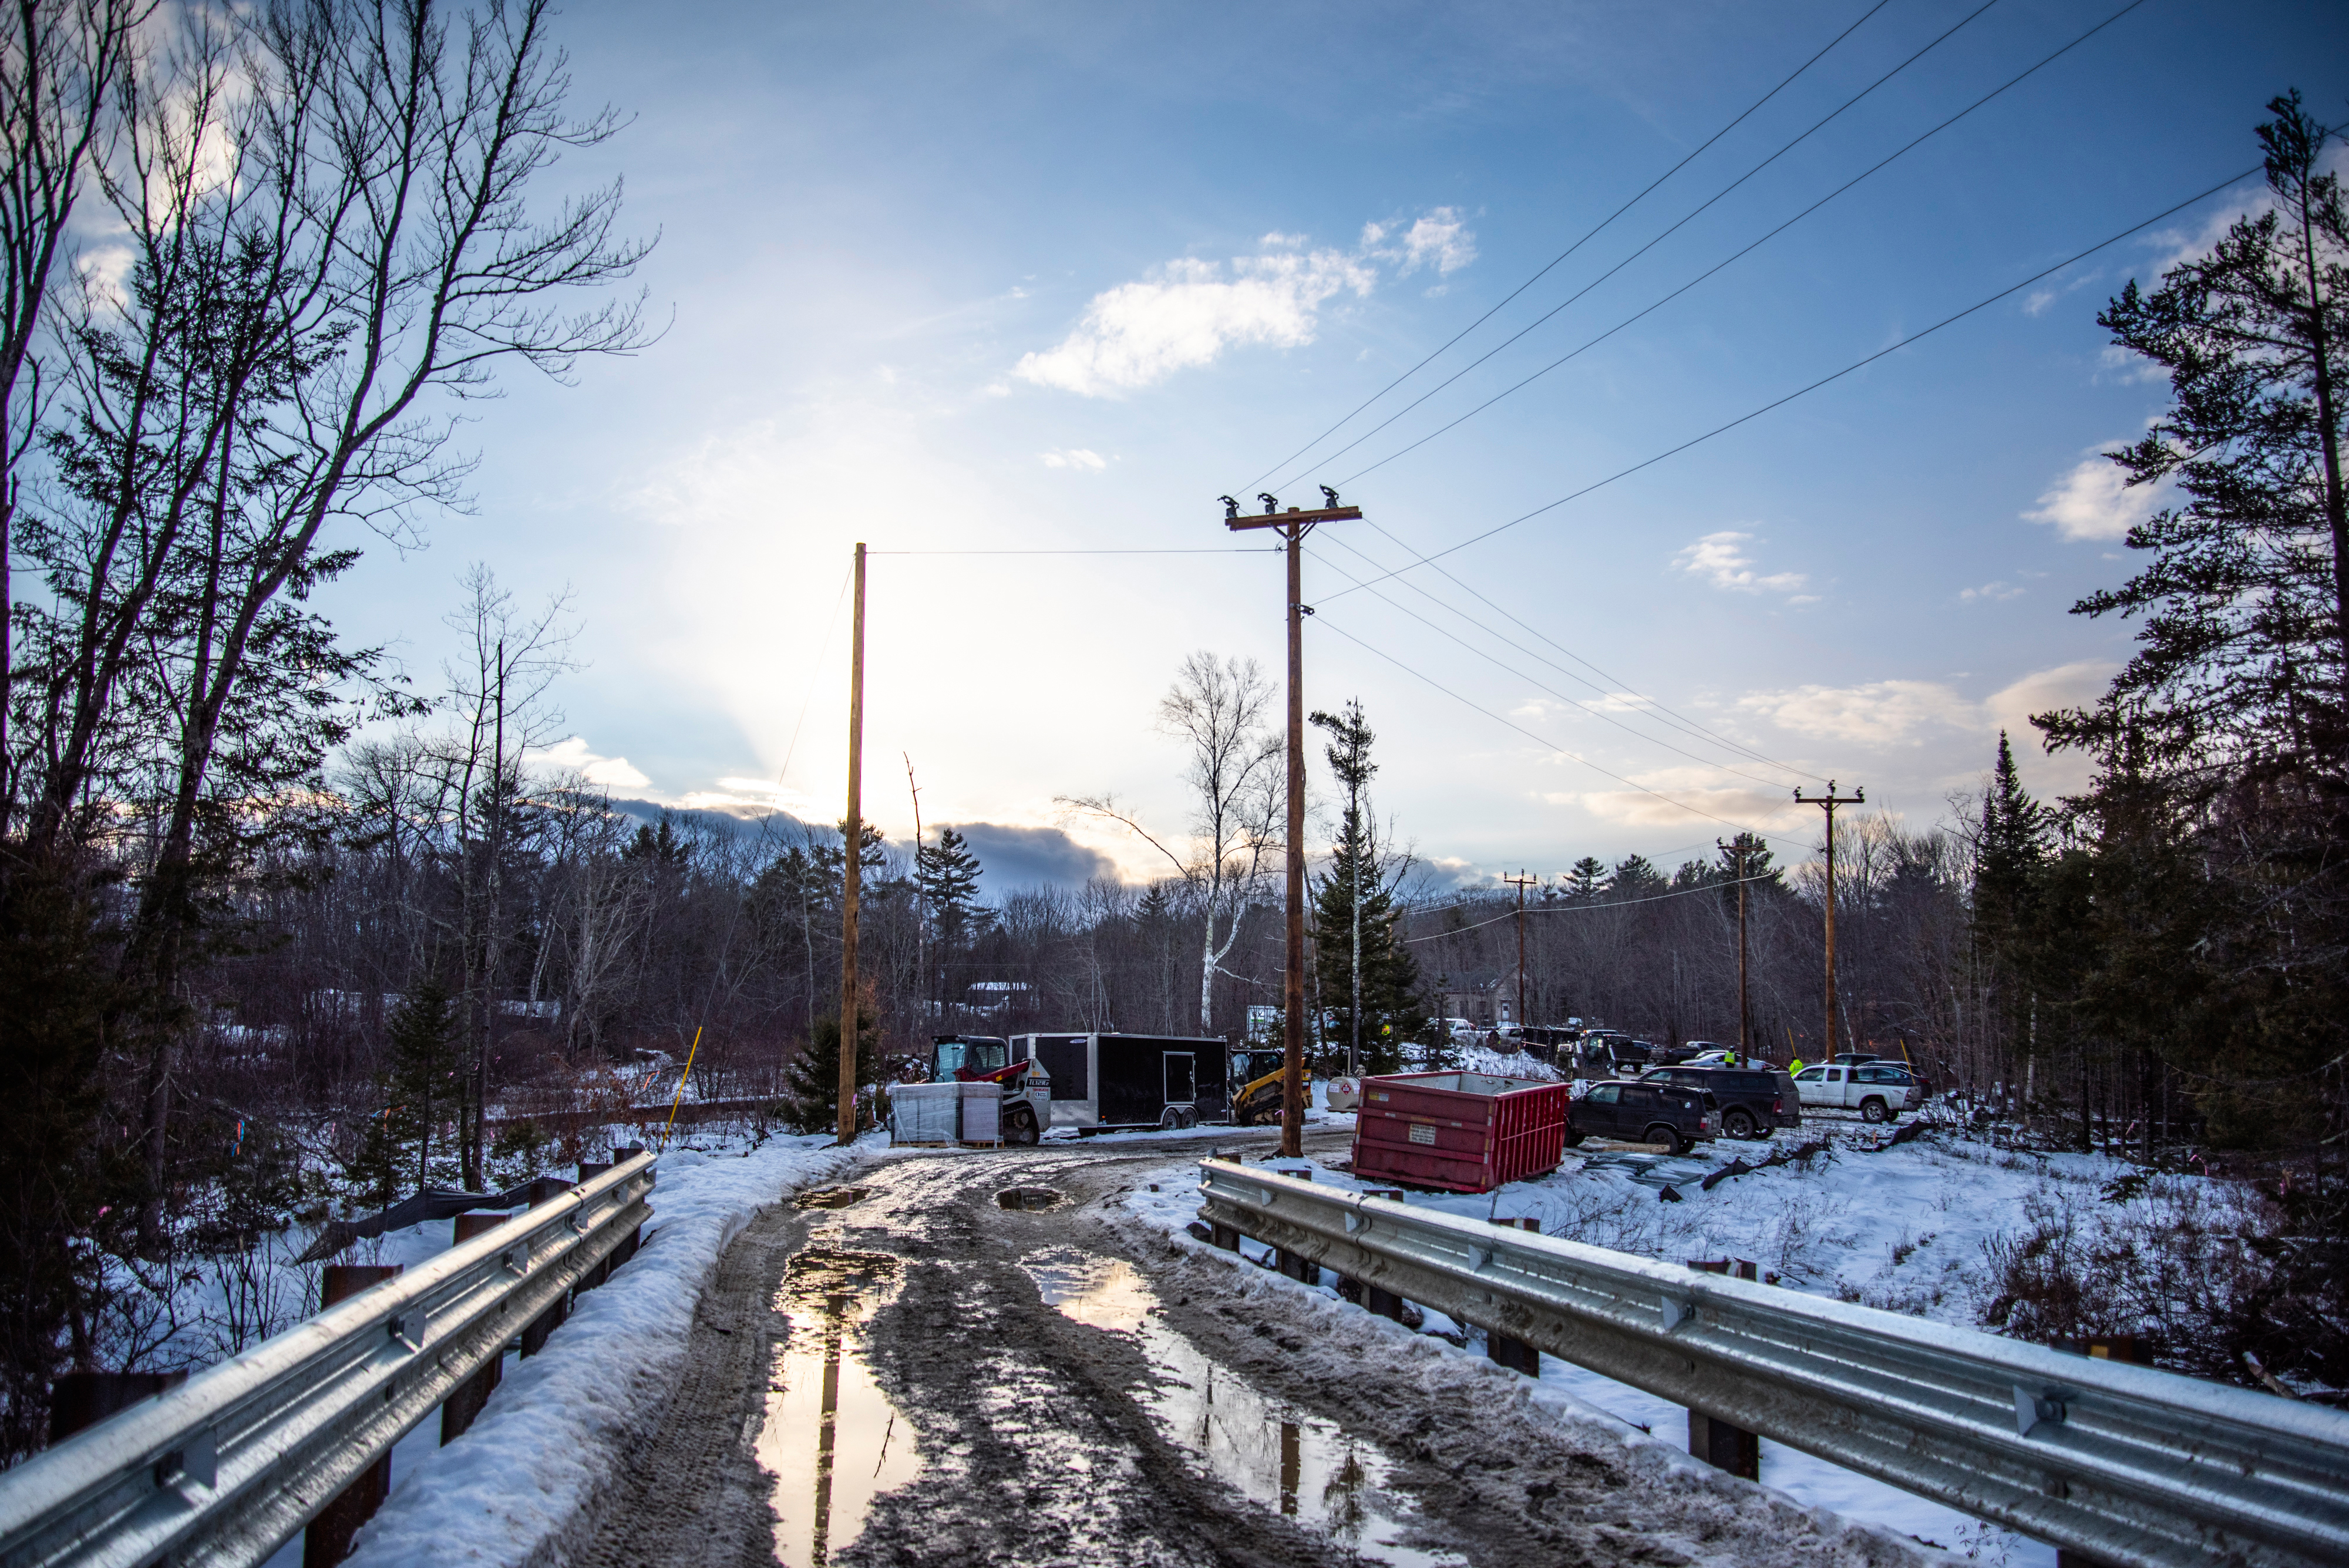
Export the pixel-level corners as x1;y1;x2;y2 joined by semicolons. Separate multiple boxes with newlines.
1973;732;2052;956
358;979;463;1200
1608;854;1663;897
1308;700;1424;1074
917;826;989;948
775;1011;880;1136
1563;857;1607;901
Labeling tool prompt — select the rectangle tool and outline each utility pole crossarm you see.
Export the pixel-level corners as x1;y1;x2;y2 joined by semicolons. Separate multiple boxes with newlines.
1224;504;1364;531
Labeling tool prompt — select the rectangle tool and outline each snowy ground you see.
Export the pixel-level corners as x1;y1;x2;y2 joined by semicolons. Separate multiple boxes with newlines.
305;1128;874;1568
1108;1116;2240;1567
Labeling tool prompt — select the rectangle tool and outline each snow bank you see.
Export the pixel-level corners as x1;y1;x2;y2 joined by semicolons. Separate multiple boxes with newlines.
342;1133;872;1568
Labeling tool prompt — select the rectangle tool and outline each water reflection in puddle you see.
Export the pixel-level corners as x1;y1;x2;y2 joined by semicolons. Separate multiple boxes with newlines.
1021;1247;1462;1567
759;1249;921;1567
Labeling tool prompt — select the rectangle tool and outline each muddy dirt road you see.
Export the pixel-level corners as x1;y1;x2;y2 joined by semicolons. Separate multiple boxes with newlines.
566;1134;1923;1568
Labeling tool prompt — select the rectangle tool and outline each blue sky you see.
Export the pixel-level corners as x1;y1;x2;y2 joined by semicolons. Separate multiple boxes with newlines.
314;0;2349;889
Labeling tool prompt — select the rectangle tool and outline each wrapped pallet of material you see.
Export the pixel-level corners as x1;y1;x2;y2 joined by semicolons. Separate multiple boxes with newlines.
888;1081;1002;1146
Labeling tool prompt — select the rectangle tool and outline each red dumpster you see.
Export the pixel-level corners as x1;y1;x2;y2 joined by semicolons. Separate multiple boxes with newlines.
1352;1071;1571;1193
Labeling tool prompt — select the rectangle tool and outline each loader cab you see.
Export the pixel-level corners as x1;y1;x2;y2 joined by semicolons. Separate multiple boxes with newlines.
932;1035;1009;1081
1229;1048;1285;1091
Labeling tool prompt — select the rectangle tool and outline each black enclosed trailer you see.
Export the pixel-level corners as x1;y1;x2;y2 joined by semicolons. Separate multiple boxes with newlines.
1010;1032;1229;1130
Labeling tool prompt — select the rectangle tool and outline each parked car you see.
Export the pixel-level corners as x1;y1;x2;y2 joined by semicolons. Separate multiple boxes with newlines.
1682;1048;1737;1067
1791;1061;1924;1122
1637;1065;1799;1139
1516;1025;1581;1062
1566;1079;1712;1155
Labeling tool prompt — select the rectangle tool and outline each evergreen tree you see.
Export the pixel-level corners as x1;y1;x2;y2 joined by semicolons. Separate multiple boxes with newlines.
917;826;990;948
1607;854;1663;897
1973;732;2052;958
1308;700;1423;1074
356;979;463;1202
775;1011;881;1135
1563;857;1607;901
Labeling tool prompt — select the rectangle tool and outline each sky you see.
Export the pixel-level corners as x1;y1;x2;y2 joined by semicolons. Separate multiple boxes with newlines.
307;0;2349;893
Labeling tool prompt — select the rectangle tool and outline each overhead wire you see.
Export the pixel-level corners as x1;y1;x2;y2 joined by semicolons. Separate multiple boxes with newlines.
1402;870;1790;942
1313;523;1826;780
1313;0;2153;492
1307;610;1813;850
1236;0;1903;494
1321;161;2264;605
1303;539;1806;790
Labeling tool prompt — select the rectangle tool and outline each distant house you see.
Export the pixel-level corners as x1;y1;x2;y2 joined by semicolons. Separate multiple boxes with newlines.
1432;975;1511;1028
964;981;1032;1015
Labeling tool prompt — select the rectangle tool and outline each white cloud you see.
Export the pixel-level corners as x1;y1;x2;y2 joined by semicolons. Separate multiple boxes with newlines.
1013;250;1374;396
1549;785;1799;829
1039;447;1106;470
530;736;652;792
1737;681;1978;746
1735;660;2118;751
1363;207;1478;275
1013;208;1474;398
1960;581;2024;602
2024;455;2162;542
1673;531;1809;596
2022;288;2056;317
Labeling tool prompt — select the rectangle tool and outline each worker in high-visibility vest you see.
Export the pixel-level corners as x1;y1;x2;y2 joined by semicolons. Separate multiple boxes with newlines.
1789;1057;1805;1075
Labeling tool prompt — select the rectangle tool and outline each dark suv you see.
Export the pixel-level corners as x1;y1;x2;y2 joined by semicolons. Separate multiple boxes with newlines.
1566;1080;1712;1155
1638;1065;1799;1139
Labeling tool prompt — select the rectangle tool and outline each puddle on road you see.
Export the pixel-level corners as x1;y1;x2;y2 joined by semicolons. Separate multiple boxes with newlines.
1021;1246;1463;1567
758;1248;921;1567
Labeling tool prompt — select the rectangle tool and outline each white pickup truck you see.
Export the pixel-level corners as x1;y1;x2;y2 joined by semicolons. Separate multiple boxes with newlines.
1791;1061;1923;1122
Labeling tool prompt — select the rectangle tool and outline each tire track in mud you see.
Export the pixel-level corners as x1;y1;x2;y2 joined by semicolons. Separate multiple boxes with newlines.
564;1134;1929;1568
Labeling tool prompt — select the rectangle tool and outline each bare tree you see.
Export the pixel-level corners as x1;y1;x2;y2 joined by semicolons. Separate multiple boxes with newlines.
1063;651;1281;1034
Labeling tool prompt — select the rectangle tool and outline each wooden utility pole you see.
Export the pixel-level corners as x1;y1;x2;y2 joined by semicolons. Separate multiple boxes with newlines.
1503;870;1536;1035
906;753;924;1025
837;543;867;1146
1792;781;1863;1061
1717;837;1751;1060
1224;490;1364;1158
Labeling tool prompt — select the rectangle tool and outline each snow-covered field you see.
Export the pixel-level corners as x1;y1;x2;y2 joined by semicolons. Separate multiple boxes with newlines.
319;1129;872;1568
1110;1119;2242;1567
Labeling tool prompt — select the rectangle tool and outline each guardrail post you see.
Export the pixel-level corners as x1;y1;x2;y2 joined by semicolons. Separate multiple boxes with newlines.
1688;1411;1759;1480
520;1180;572;1356
1488;1219;1541;1374
1273;1169;1315;1283
609;1147;646;1267
46;1370;186;1445
440;1215;511;1445
304;1265;402;1567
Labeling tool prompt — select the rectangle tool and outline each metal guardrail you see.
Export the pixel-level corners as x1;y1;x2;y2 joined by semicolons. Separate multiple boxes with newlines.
0;1152;656;1568
1197;1162;2349;1568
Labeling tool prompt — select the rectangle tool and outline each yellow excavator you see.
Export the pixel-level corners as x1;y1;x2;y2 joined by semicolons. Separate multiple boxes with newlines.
1227;1047;1311;1126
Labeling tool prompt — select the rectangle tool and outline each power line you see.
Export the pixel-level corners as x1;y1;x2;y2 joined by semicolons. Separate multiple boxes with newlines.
1402;870;1789;941
1236;0;1902;495
1309;610;1813;850
1322;161;2263;605
867;547;1278;556
1318;0;2153;492
1264;0;2021;496
1315;524;1825;781
1303;540;1807;790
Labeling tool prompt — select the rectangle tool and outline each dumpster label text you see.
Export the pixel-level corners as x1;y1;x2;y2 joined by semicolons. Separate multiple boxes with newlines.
1408;1122;1435;1145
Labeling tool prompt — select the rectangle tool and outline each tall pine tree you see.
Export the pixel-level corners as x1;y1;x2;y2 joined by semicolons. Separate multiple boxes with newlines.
1309;701;1423;1074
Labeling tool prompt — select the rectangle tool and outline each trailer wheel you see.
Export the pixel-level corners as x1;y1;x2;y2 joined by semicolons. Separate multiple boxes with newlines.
1004;1104;1039;1146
